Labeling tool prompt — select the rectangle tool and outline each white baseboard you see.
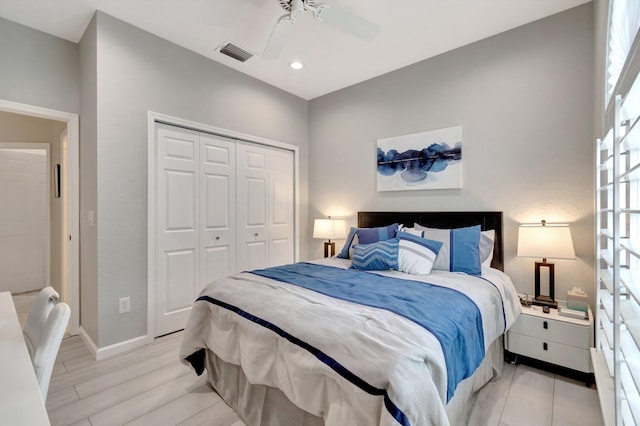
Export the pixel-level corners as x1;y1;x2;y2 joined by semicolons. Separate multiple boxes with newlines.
78;327;153;360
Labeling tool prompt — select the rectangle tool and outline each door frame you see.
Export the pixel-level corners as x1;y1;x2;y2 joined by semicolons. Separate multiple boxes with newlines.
0;100;80;335
146;111;300;340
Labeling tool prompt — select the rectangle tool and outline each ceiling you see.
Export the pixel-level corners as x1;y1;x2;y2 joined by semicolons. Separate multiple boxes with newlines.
0;0;591;100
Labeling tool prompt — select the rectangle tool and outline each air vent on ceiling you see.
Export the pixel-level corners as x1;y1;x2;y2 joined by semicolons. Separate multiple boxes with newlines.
218;42;255;62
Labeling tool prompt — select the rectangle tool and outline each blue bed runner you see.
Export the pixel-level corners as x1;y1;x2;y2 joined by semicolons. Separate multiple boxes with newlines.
250;262;485;402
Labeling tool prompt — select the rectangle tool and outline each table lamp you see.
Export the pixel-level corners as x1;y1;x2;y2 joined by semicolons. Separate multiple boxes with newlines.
517;220;575;308
313;218;346;257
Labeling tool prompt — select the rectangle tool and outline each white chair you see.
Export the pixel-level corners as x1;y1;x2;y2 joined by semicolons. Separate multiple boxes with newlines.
23;287;71;400
23;287;59;358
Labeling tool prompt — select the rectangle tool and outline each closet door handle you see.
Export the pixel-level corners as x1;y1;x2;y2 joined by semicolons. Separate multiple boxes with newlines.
254;233;259;237
543;342;548;351
543;321;548;329
215;236;220;240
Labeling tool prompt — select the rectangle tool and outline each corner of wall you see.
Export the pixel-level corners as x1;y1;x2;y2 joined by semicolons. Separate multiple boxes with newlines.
78;13;100;345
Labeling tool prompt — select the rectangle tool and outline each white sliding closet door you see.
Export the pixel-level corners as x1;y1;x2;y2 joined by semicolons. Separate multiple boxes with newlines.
236;142;269;271
268;149;294;267
236;143;294;270
200;134;236;286
155;124;200;336
154;124;294;336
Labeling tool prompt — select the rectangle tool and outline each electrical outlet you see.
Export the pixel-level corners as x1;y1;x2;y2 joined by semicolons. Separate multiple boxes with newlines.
119;297;131;314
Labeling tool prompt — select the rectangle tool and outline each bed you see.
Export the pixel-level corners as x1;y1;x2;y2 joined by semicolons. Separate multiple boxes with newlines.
180;211;521;426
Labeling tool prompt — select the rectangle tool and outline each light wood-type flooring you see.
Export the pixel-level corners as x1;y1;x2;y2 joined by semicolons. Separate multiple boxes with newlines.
13;292;603;426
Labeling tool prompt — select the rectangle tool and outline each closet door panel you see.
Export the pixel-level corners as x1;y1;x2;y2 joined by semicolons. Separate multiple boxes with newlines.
237;143;269;271
246;178;267;226
245;241;268;271
204;246;231;284
268;149;294;267
200;134;236;287
155;125;200;336
165;249;196;311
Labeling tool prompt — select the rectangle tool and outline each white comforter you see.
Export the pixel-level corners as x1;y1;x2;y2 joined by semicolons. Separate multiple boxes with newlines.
180;258;521;426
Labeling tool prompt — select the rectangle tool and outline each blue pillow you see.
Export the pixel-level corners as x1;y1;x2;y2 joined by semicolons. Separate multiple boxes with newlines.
421;225;482;275
337;223;399;259
350;238;399;271
337;227;358;259
357;223;398;244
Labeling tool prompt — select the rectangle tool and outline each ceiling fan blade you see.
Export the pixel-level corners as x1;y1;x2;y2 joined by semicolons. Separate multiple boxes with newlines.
262;15;295;60
315;4;380;42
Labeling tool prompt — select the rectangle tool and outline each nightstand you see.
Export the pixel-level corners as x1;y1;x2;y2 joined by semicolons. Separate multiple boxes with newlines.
505;305;594;381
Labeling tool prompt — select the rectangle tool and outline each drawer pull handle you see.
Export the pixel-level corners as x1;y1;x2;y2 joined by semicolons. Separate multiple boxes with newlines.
543;321;548;329
543;342;548;351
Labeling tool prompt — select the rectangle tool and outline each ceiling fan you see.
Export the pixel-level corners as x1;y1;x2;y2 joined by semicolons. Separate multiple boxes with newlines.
262;0;381;60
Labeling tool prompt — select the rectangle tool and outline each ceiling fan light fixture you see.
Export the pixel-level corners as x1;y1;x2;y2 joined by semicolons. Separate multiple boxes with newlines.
289;60;304;70
263;0;379;60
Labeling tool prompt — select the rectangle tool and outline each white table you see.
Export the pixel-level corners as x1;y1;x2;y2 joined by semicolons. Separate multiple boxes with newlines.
0;291;51;425
505;304;594;384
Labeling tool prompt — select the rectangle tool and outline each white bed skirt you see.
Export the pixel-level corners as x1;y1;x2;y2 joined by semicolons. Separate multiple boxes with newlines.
203;337;504;426
444;337;504;425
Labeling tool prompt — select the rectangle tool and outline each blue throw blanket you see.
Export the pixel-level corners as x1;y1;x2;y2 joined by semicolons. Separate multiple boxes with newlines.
251;262;485;402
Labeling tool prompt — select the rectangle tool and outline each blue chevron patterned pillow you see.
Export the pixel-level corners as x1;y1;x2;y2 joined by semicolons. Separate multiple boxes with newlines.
350;238;399;271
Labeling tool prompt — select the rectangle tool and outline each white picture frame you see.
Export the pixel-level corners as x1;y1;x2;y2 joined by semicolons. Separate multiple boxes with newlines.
377;125;462;191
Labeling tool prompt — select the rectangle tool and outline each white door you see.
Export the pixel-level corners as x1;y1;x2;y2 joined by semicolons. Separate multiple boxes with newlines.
155;125;200;336
199;134;236;287
0;148;49;294
154;125;294;336
268;148;294;267
236;142;269;271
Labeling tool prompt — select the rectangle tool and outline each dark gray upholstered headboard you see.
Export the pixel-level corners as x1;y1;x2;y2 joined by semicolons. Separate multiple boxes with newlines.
357;211;504;271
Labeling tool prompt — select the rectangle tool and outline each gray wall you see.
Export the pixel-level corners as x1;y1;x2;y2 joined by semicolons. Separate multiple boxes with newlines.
90;12;309;347
0;17;79;113
0;17;79;300
308;4;595;304
79;16;99;343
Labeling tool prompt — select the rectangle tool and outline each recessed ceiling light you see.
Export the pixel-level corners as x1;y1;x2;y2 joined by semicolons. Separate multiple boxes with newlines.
289;61;304;70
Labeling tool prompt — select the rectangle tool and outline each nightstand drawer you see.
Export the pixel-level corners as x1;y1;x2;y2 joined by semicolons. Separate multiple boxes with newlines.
509;313;591;349
507;332;592;373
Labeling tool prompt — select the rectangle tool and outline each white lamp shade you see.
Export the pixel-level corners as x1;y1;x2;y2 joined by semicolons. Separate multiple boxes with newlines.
313;219;347;240
517;223;576;259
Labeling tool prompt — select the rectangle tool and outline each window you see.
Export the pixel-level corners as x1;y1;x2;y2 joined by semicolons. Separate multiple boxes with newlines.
605;0;640;105
595;1;640;424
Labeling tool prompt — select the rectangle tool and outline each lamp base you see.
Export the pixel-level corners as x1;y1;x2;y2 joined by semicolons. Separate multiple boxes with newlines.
532;295;558;308
534;260;556;308
324;241;336;258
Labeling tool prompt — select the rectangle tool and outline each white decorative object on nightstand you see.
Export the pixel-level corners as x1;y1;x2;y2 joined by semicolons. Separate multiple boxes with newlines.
506;305;594;374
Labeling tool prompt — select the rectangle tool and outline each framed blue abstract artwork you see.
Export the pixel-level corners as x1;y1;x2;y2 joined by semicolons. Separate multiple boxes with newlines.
377;125;462;191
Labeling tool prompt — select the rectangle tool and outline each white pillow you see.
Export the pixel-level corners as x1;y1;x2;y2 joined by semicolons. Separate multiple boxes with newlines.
402;227;423;237
397;231;443;275
479;230;495;267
